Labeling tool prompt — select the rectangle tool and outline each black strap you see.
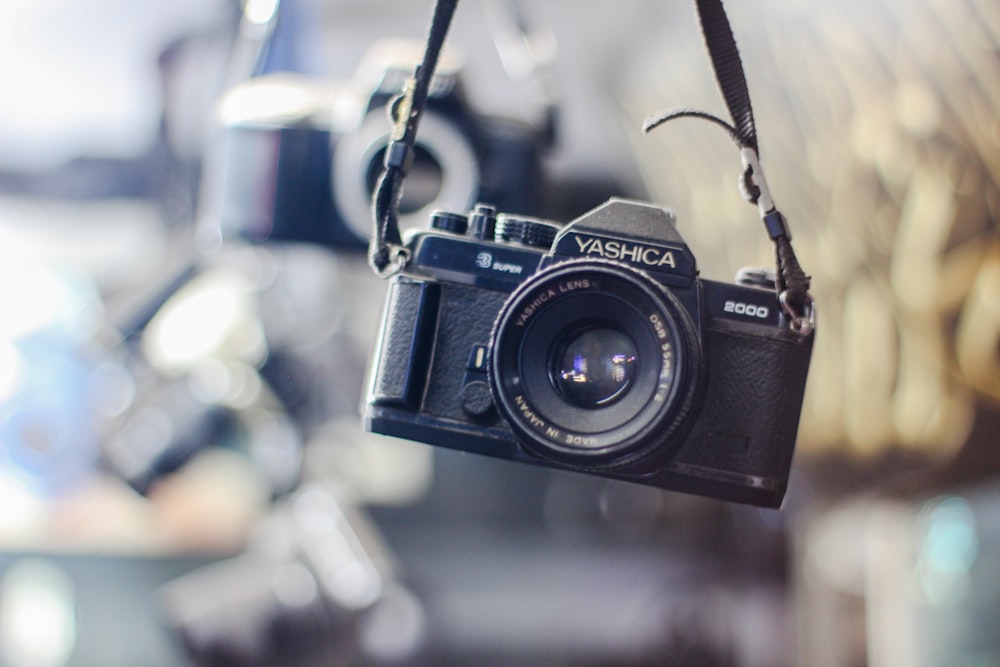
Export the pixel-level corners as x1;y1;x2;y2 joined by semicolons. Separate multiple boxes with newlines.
370;0;813;334
369;0;459;276
644;0;813;333
695;0;757;153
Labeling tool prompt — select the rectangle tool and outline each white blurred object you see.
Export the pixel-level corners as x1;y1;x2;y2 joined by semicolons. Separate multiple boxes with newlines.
0;0;229;170
0;260;105;495
0;559;77;667
142;267;266;374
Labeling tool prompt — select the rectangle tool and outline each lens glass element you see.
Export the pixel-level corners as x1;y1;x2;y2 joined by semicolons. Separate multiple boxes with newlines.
552;327;638;408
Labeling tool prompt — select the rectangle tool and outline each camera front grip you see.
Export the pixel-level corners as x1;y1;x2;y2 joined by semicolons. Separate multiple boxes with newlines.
367;279;443;411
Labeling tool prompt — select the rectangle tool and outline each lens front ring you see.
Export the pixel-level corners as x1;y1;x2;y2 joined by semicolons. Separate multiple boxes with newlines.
489;258;702;470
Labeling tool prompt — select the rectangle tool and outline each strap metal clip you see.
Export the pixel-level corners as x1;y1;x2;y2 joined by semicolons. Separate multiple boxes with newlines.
779;291;815;336
370;244;412;279
739;147;775;216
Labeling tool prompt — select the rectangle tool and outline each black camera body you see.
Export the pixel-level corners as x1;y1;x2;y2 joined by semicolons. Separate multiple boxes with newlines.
201;48;545;250
364;198;813;507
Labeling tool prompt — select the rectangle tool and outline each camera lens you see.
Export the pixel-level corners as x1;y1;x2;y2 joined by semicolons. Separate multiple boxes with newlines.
551;326;638;408
490;259;702;470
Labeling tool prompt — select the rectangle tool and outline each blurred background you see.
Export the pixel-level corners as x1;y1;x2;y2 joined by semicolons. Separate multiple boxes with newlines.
0;0;997;665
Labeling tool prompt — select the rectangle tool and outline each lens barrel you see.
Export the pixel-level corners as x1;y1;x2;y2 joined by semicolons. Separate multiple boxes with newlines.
489;259;702;470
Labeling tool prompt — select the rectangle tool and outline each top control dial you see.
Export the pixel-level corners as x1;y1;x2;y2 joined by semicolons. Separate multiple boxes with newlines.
494;214;560;248
430;210;469;234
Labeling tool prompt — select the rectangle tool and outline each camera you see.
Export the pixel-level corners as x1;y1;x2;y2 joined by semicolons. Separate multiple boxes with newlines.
199;42;546;250
363;198;814;507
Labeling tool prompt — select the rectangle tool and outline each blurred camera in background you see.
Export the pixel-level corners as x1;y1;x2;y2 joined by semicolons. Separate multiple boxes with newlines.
198;40;550;253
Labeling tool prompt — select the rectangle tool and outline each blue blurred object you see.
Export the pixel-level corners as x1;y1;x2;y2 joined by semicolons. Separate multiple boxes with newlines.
0;265;104;496
0;334;98;496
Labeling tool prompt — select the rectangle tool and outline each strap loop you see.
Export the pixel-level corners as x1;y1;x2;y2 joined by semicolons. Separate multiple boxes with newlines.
781;291;815;336
383;140;415;173
762;210;791;242
369;244;412;279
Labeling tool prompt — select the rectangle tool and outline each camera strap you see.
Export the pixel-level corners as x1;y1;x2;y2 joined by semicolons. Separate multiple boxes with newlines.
370;0;813;335
369;0;459;277
644;0;813;334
